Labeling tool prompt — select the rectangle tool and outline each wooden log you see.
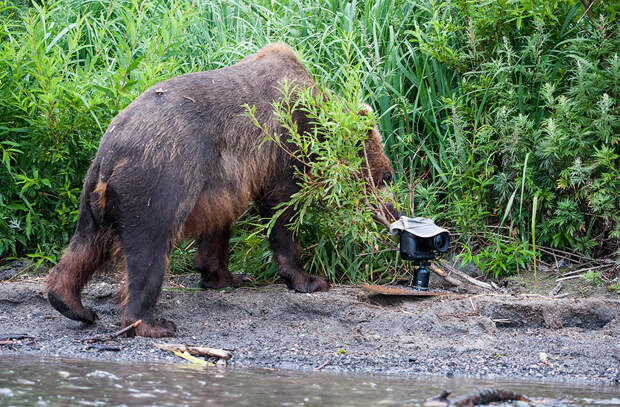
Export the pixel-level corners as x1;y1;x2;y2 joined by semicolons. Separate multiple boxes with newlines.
154;343;232;360
429;265;463;287
439;260;495;291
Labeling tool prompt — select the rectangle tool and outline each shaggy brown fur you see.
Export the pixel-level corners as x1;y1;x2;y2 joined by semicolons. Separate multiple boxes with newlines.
47;43;396;338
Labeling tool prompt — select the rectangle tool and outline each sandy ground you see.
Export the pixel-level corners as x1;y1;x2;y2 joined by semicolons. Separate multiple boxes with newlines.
0;271;618;385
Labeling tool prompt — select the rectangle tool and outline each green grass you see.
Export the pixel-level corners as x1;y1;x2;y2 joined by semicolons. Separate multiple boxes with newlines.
0;0;618;282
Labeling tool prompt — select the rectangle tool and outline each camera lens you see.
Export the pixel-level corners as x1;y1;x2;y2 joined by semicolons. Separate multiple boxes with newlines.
433;232;450;253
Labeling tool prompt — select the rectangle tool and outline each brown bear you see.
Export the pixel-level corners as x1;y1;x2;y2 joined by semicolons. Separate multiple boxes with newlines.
47;43;397;337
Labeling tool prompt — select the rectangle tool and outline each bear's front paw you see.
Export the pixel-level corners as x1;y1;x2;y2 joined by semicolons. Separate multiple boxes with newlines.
287;272;331;293
200;272;254;289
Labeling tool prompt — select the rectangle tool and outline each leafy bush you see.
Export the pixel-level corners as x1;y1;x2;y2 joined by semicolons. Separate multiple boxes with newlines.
458;236;535;278
0;0;197;263
245;75;401;283
411;1;619;273
0;0;617;281
581;269;603;287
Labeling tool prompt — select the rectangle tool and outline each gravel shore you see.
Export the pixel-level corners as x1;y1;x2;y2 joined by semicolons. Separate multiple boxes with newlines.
1;275;618;384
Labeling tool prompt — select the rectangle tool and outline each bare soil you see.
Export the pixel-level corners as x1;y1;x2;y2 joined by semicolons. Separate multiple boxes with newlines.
0;263;618;384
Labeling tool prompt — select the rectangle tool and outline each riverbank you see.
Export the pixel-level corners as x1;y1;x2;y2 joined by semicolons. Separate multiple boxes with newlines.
0;274;618;384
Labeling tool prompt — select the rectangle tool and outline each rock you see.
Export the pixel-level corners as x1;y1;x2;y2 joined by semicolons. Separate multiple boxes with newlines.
0;268;19;281
0;260;29;281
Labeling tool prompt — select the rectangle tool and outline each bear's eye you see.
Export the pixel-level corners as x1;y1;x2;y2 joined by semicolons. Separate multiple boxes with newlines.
382;173;393;184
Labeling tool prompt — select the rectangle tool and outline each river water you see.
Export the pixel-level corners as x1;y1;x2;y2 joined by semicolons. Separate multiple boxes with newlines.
0;355;618;406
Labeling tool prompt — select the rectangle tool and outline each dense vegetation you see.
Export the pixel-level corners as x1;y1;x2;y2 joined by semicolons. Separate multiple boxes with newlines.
0;0;618;284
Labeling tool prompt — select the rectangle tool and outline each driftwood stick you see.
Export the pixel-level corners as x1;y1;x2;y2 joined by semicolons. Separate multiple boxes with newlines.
439;260;495;291
0;334;35;341
429;265;463;287
423;388;527;406
556;274;587;282
561;263;611;277
314;359;331;371
154;343;232;360
82;320;142;343
85;344;121;352
110;320;142;338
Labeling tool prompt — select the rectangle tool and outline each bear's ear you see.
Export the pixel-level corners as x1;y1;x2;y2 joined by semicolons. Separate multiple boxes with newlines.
358;103;373;117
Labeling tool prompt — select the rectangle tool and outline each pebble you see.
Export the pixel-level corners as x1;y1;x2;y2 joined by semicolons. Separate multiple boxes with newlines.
0;280;617;384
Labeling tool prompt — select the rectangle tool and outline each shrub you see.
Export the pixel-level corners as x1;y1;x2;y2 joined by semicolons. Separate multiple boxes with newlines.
0;0;617;281
410;1;619;274
0;0;197;263
244;74;401;284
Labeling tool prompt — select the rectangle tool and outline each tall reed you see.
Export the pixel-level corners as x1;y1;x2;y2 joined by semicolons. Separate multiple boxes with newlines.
1;0;617;281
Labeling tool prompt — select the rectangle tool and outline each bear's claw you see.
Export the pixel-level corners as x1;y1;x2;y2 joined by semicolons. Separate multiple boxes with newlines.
48;291;98;324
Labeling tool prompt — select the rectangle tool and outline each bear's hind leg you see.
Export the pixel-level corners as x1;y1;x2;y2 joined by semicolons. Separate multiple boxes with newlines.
47;233;110;324
193;226;252;289
121;230;176;338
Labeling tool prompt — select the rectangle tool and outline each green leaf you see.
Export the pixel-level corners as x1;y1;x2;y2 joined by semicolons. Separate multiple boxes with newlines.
501;189;518;227
45;23;76;53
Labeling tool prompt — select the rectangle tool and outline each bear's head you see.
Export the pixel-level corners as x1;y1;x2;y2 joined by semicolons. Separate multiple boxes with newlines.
359;105;400;226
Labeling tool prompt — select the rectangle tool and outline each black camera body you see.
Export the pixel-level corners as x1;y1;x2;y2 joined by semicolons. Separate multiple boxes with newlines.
399;230;450;261
396;223;450;291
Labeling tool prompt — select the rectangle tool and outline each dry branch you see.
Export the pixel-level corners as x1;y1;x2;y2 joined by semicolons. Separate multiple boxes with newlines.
438;260;495;291
561;264;611;277
0;334;34;341
314;359;331;370
85;344;121;352
81;320;142;343
429;265;463;287
578;0;596;23
154;343;232;360
556;274;587;283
